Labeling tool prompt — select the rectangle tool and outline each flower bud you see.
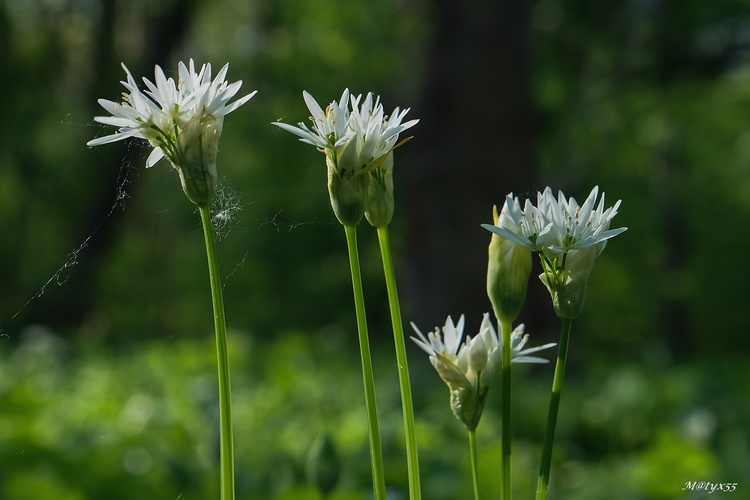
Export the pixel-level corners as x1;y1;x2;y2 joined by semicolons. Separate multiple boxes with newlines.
480;358;497;389
326;151;368;226
365;154;395;227
173;109;220;206
540;246;598;319
306;434;340;495
450;384;486;431
487;205;532;322
431;352;489;430
467;334;489;374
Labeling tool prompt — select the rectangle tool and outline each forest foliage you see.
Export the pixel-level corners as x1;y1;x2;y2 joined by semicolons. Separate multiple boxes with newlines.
1;0;749;498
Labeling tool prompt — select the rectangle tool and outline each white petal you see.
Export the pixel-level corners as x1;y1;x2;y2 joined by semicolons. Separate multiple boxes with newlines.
512;356;550;364
302;91;326;122
86;127;142;146
517;342;557;356
93;115;138;127
145;147;165;168
222;90;257;115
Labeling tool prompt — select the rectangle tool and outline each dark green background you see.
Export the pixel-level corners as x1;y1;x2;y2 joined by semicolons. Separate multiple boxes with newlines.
1;0;748;498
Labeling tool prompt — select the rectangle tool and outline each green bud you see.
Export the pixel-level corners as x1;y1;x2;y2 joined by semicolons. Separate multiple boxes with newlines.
451;385;485;431
173;109;220;206
326;152;368;226
432;353;487;430
365;154;394;227
487;205;532;322
540;246;598;319
306;434;340;496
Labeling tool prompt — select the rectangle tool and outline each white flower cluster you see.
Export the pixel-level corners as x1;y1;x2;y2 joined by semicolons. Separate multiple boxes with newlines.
88;60;256;169
484;186;626;255
411;314;555;429
483;186;627;319
273;89;418;178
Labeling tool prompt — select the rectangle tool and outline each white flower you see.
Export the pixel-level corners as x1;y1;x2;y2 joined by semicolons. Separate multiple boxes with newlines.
411;315;468;372
88;60;256;169
484;186;626;318
410;313;555;429
543;186;627;254
272;89;354;160
482;186;626;255
482;192;553;252
347;91;418;171
272;89;417;226
272;89;418;178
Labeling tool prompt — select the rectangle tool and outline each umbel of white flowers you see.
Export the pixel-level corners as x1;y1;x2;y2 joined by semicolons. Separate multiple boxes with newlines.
411;314;555;430
88;60;256;205
482;186;627;319
272;90;418;226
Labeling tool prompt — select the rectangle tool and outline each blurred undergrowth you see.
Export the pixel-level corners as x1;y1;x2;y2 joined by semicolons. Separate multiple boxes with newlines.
1;325;747;499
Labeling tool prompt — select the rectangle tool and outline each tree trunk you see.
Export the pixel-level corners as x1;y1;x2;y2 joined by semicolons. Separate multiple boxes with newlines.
404;0;537;328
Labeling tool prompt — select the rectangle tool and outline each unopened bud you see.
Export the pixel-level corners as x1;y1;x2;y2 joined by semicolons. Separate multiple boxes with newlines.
450;385;486;431
467;335;488;374
365;154;394;227
487;205;532;322
432;353;488;431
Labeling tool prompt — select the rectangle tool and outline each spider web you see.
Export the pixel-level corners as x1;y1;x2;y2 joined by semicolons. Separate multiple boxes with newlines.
0;138;137;337
0;120;331;340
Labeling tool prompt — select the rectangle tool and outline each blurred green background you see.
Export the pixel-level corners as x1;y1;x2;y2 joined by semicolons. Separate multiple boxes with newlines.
1;0;749;498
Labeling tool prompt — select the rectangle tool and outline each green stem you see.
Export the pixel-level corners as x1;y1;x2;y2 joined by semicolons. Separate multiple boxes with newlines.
535;318;573;500
198;205;235;500
468;429;480;500
376;226;421;499
500;319;513;500
343;224;387;500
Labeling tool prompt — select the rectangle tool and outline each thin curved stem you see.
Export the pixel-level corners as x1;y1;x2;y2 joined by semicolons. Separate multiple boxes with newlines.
468;429;480;500
376;226;421;499
198;204;235;500
343;224;387;500
500;318;513;500
535;318;574;500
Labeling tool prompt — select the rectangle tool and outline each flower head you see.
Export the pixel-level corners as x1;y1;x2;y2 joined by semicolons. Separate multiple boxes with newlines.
411;313;554;429
543;186;626;254
272;90;354;164
347;92;418;173
482;192;553;252
482;186;626;318
88;60;256;204
272;90;417;226
482;187;626;253
355;93;418;227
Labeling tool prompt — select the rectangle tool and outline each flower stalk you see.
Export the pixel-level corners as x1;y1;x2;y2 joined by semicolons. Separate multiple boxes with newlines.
536;318;573;500
468;428;480;500
88;60;254;500
199;204;235;500
273;90;418;498
485;203;534;500
344;224;387;500
376;225;421;499
500;318;513;500
481;187;624;499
